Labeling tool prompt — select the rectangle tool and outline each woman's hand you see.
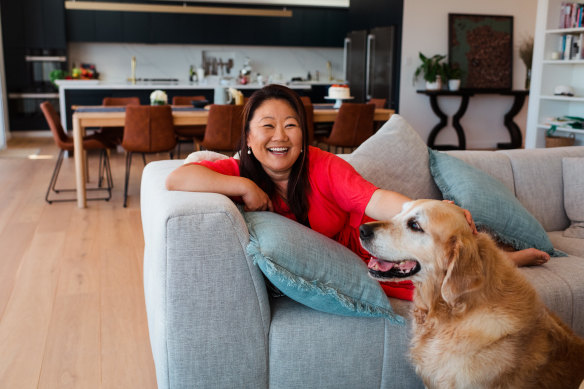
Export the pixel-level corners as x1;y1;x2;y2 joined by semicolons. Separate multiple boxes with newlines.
443;200;478;235
242;179;273;212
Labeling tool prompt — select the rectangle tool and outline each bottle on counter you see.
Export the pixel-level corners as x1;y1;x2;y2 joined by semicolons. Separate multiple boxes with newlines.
189;65;196;82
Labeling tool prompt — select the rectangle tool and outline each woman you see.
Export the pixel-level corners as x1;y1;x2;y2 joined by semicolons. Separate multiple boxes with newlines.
166;84;548;300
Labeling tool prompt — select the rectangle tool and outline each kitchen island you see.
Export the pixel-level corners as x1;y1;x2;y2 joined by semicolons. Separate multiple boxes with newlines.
56;80;332;131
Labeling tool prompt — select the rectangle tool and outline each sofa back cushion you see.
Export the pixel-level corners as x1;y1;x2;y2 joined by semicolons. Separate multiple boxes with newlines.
346;114;441;200
499;147;584;232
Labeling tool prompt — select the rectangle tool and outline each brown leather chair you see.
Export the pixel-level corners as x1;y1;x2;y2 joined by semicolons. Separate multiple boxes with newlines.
197;104;243;155
98;96;141;145
320;103;375;153
300;96;315;145
367;98;387;108
122;105;177;207
40;101;114;203
172;95;207;158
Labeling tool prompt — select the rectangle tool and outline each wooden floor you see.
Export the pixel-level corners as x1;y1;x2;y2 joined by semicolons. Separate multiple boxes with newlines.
0;135;185;388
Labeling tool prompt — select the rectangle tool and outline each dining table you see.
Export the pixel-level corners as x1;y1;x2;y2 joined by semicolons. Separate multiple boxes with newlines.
71;104;394;208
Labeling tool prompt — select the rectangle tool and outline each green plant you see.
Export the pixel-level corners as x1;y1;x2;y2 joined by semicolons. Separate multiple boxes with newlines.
443;62;463;80
413;53;446;84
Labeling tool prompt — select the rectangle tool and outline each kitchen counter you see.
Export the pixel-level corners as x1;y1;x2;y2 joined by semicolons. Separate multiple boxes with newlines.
55;80;334;131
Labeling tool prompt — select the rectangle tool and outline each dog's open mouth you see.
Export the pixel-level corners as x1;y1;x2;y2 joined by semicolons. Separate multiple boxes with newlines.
367;257;421;279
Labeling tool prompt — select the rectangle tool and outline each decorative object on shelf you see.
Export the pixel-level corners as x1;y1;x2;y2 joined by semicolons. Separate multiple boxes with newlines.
554;85;575;96
413;53;446;90
519;36;534;90
443;62;463;91
448;13;513;90
150;90;168;105
545;116;582;147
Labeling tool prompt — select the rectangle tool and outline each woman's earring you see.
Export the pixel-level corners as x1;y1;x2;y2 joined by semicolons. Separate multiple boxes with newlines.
247;147;252;155
300;148;304;153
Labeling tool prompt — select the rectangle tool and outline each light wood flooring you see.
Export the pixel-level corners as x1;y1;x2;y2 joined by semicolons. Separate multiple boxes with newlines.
0;135;186;388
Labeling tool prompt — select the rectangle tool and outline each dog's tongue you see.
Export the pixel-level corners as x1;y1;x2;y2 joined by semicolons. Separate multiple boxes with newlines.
368;258;396;272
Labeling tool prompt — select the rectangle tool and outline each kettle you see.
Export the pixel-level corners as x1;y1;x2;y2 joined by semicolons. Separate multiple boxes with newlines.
214;86;233;104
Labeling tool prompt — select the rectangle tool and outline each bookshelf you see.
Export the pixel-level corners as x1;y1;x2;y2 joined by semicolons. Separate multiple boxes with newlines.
525;0;584;148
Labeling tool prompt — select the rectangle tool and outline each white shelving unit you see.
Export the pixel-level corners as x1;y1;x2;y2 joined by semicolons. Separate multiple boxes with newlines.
525;0;584;148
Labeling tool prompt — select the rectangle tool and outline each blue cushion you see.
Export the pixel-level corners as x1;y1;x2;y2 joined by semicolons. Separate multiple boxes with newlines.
428;149;564;257
242;210;404;324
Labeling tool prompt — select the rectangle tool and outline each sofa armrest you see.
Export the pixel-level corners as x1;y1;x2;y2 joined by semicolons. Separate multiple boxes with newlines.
141;160;270;389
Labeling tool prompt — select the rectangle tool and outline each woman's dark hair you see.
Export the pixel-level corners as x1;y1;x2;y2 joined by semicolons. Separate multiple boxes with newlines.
238;84;310;226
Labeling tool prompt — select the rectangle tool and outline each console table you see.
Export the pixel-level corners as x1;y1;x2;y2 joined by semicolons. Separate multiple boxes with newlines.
417;89;529;150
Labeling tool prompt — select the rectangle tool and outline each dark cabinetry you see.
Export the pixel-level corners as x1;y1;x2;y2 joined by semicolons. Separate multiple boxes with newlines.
66;5;348;47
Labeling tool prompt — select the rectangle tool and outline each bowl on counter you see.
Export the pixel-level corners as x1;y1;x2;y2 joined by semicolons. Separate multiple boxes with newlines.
191;99;209;108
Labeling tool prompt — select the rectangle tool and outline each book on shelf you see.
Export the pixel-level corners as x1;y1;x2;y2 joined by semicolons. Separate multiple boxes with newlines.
558;32;584;59
559;2;584;29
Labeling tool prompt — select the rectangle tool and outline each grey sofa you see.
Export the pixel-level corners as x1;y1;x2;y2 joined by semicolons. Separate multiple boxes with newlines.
141;115;584;389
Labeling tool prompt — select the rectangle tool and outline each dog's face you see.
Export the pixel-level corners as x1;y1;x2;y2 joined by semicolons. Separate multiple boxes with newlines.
360;199;480;303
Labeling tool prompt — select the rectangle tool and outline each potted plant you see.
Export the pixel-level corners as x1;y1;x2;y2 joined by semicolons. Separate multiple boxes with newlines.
413;53;446;90
443;63;463;91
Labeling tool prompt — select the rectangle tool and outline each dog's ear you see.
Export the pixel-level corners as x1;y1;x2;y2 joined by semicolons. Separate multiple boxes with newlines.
441;235;484;307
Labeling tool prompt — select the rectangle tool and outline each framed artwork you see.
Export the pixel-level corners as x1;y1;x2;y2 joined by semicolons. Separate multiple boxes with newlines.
448;14;513;90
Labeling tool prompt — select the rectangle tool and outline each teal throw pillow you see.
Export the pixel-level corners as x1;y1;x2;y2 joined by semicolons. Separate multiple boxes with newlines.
428;149;563;257
242;210;404;324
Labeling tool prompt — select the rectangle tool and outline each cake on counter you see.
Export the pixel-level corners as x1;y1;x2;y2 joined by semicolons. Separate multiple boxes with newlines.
328;84;351;99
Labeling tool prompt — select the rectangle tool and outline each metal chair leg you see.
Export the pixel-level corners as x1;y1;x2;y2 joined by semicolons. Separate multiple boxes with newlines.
45;149;65;204
123;151;133;208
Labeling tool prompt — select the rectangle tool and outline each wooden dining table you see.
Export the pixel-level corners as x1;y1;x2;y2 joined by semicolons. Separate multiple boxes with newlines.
72;105;394;208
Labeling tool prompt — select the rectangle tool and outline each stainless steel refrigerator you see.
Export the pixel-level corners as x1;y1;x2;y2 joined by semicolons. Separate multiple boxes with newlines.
343;26;397;109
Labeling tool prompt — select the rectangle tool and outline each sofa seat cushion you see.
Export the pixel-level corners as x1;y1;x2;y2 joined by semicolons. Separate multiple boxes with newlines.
548;231;584;258
429;149;562;257
242;210;403;322
268;297;424;389
519;254;584;337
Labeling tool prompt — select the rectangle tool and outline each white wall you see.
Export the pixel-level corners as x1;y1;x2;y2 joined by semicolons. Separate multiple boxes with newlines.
399;0;537;149
68;42;344;84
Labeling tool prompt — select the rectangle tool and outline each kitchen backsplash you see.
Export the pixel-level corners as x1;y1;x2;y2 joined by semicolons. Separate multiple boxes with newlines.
68;42;344;84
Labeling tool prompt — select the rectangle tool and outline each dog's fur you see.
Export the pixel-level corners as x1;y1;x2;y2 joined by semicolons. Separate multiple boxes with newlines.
360;199;584;389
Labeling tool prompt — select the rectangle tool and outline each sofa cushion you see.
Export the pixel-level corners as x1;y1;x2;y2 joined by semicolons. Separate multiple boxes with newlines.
562;157;584;238
346;114;441;200
242;210;404;323
428;149;562;257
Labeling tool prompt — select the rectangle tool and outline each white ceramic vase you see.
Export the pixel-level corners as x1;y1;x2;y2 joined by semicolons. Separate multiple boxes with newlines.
425;78;442;91
448;79;461;91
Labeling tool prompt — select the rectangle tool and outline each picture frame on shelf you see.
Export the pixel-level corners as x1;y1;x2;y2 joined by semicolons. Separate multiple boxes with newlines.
448;13;514;90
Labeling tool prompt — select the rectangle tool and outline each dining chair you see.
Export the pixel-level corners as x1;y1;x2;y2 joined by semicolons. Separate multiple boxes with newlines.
40;101;114;204
319;103;375;153
121;105;177;207
197;104;244;155
172;95;207;158
97;96;141;145
367;98;387;108
300;96;315;145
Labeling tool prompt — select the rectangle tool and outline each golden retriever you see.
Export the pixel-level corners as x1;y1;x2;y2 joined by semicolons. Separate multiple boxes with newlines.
359;199;584;389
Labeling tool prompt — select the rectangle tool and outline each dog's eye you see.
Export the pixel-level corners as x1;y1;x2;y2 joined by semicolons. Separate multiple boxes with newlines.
407;218;424;233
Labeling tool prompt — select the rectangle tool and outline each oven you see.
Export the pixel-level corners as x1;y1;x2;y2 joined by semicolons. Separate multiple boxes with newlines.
7;49;67;131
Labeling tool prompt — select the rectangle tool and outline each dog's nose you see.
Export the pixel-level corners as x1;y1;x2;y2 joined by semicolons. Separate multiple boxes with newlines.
359;224;375;241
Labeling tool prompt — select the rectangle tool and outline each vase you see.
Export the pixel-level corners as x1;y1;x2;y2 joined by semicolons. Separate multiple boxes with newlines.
151;99;166;105
448;79;461;91
425;78;442;91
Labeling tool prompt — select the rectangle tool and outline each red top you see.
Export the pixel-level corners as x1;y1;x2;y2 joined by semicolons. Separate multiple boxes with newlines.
193;146;414;301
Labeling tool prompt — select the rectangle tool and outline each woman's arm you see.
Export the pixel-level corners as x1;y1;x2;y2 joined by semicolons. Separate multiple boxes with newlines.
364;189;412;221
165;164;273;211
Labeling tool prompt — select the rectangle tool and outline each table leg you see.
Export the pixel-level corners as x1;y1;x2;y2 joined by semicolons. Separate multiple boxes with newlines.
451;94;469;150
73;115;87;208
497;94;526;149
426;95;448;148
427;94;469;150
